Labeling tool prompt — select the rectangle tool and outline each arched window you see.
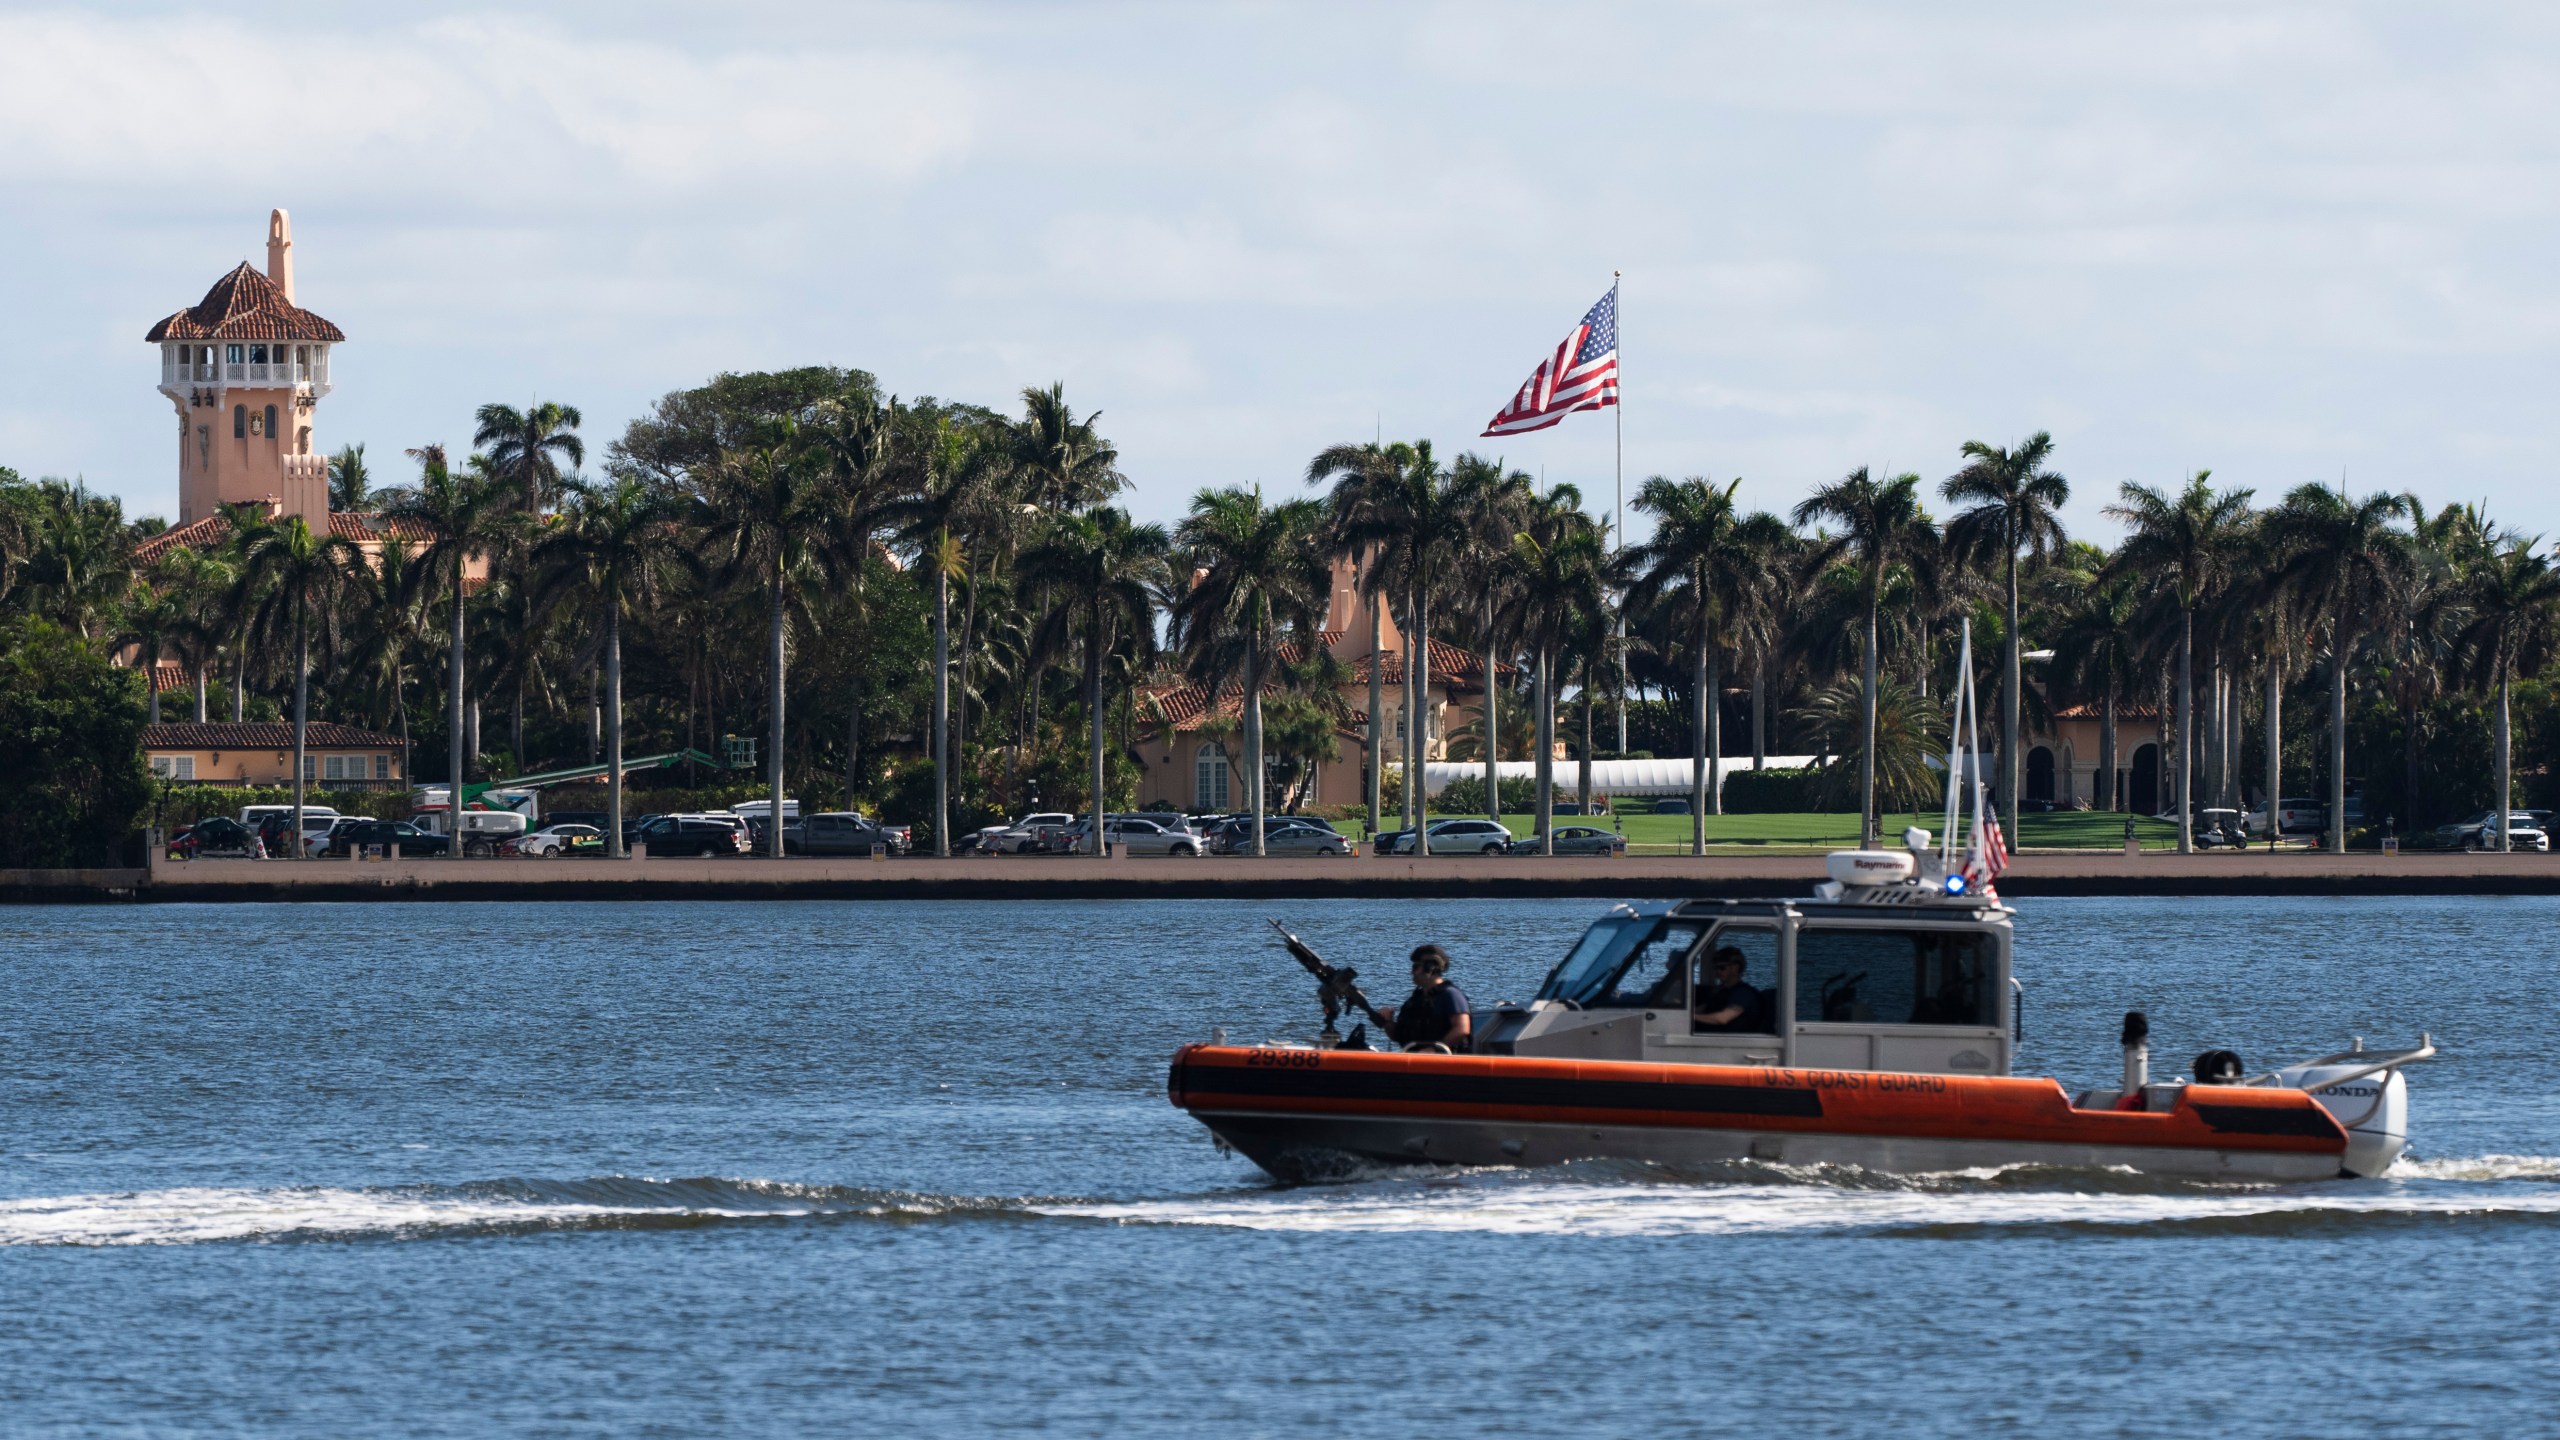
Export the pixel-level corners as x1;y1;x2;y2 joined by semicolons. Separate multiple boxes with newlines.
1194;742;1232;810
264;405;278;442
2025;746;2055;803
233;404;246;439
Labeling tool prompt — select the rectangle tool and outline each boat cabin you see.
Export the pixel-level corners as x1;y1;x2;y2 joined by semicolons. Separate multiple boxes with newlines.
1477;893;2015;1078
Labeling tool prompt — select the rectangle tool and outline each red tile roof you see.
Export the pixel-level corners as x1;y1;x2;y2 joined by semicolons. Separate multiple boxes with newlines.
134;511;441;563
132;514;232;563
142;721;402;749
146;262;346;343
148;662;191;695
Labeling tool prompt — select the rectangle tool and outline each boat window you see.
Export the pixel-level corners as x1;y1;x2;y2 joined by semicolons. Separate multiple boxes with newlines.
1597;919;1709;1008
1534;915;1652;1005
1692;925;1779;1034
1795;927;2000;1028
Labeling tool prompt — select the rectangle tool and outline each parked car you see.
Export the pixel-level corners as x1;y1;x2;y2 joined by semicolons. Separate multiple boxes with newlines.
1373;818;1515;855
1257;821;1352;856
167;815;263;859
321;820;450;856
782;811;914;856
307;816;380;857
521;823;606;857
1649;798;1692;815
2435;810;2551;852
1507;824;1627;856
544;810;610;831
1055;815;1202;856
633;813;751;856
980;813;1079;854
1207;815;1342;854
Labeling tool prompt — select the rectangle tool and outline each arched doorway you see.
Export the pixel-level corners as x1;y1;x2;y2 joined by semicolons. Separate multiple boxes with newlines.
2128;743;2160;816
2025;746;2055;803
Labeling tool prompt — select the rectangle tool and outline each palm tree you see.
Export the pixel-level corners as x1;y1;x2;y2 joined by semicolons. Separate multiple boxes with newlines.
2049;561;2144;811
885;416;1007;854
1941;432;2069;841
1506;486;1607;851
1624;476;1756;849
2103;473;2254;852
1452;454;1532;826
227;512;364;855
1793;469;1941;848
1306;440;1419;839
700;420;848;856
2266;485;2414;852
1011;384;1125;511
2454;540;2560;850
384;444;514;857
328;443;373;513
118;574;188;724
346;533;432;788
1173;488;1329;856
474;402;586;513
1021;507;1171;854
535;471;691;857
1321;443;1464;848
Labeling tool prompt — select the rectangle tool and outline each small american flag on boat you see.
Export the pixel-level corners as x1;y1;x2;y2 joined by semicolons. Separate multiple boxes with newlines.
1482;283;1620;436
1966;814;2009;897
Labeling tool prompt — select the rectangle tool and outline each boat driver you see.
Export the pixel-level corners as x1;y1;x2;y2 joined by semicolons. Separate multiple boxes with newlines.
1382;944;1473;1052
1693;947;1761;1032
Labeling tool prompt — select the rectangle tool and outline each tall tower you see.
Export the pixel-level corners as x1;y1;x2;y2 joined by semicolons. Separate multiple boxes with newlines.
147;209;345;525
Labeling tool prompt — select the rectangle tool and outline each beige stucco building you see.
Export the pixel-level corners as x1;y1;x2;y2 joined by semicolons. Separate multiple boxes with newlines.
148;210;343;528
141;721;405;789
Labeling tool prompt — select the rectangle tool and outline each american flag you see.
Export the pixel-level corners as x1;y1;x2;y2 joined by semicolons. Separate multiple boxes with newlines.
1966;814;2010;897
1482;283;1620;436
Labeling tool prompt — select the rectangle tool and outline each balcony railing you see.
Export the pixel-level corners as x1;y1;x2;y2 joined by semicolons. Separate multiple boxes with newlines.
161;358;330;388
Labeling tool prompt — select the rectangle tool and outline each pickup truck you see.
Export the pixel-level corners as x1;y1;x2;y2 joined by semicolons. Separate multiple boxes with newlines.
781;811;913;856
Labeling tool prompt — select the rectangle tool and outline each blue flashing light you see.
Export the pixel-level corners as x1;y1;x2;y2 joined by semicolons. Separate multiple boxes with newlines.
1944;873;1969;895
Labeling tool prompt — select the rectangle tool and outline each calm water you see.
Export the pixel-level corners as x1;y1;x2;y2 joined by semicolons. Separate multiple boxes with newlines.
4;895;2558;1436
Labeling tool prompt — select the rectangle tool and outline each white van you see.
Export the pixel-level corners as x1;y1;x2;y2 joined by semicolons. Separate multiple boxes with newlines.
729;799;800;822
408;806;531;855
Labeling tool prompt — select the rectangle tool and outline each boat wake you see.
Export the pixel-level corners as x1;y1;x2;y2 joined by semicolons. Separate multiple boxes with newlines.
0;1176;1033;1247
1043;1154;2560;1237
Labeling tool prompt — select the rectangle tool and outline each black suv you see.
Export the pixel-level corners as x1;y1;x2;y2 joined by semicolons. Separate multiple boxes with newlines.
635;815;750;857
328;820;451;856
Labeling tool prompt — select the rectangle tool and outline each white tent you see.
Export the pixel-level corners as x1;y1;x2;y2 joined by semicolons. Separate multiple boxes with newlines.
1403;756;1819;799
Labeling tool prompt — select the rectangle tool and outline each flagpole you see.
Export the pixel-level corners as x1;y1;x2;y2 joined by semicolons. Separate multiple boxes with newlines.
1613;270;1628;760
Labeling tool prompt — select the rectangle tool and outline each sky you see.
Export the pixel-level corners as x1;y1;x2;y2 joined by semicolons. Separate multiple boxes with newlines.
4;1;2558;546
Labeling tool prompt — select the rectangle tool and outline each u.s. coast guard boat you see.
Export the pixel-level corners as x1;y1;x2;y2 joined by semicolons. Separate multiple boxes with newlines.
1169;624;2433;1184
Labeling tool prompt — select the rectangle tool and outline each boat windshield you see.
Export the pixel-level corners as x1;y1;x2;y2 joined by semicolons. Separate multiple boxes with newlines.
1536;915;1660;1006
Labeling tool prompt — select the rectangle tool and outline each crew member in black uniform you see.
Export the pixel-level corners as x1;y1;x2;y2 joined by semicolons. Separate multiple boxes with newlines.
1693;946;1760;1032
1382;943;1472;1051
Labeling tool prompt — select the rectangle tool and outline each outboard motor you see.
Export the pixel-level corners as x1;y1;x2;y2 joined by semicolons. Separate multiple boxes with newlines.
2280;1055;2412;1177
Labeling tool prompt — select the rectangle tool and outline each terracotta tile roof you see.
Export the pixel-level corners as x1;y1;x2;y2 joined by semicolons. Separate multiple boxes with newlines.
135;511;441;563
330;513;440;544
149;662;191;695
146;262;347;343
133;514;232;563
1343;638;1507;688
2053;701;2165;721
142;721;402;750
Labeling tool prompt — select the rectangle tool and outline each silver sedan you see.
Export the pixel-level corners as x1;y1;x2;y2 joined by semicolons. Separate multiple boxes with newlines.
1508;825;1628;856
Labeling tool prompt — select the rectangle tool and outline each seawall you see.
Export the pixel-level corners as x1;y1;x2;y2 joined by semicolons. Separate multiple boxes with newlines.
5;851;2551;902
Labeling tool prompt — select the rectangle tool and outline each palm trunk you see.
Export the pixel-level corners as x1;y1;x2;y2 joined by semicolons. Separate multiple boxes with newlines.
1859;593;1880;849
447;563;466;859
1411;586;1429;855
1247;638;1267;857
1578;684;1594;814
290;597;308;858
2100;686;2118;812
1365;581;1383;837
1707;643;1724;822
767;563;787;859
510;671;524;773
2176;606;2194;854
604;601;625;858
1751;653;1767;770
1088;620;1107;857
2262;648;2282;842
1690;602;1708;854
2329;623;2348;853
1535;644;1554;854
148;671;161;724
2002;544;2020;843
955;560;982;815
1482;592;1499;826
194;661;208;724
233;651;246;722
932;565;950;856
2497;666;2513;852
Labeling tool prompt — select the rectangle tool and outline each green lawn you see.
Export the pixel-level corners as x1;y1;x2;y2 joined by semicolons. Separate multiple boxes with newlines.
1338;809;2185;852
